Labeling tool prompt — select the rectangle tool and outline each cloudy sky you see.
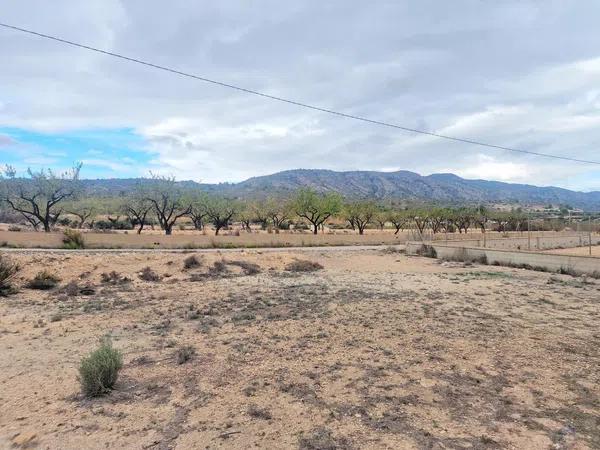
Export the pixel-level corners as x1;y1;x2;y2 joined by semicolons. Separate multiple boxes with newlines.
1;1;600;190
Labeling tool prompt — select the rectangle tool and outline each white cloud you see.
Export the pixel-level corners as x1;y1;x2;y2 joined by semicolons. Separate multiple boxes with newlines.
1;1;600;190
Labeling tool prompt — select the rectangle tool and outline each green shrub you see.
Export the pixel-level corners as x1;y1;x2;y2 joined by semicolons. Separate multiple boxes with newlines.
78;339;123;397
62;229;85;249
0;255;20;296
26;270;61;290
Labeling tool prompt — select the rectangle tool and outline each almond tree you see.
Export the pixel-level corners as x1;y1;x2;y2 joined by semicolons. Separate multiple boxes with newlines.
0;163;82;232
143;175;191;235
292;188;342;235
123;187;153;234
202;196;238;235
344;201;376;235
388;209;410;235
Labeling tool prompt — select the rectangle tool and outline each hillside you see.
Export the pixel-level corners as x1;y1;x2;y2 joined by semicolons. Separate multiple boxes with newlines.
79;169;600;209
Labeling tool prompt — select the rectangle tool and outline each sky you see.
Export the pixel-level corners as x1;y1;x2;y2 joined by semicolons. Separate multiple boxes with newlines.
1;1;599;191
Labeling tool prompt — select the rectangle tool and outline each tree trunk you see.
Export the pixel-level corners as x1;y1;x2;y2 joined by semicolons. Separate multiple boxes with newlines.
312;223;318;234
165;226;172;235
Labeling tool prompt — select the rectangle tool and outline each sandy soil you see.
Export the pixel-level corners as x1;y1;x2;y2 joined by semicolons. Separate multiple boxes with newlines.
0;249;598;449
543;245;600;257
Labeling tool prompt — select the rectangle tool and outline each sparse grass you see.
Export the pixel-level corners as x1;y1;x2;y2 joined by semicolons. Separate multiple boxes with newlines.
0;255;20;296
138;267;161;282
285;259;324;272
175;345;196;364
226;260;261;275
26;270;61;290
62;229;85;249
78;338;123;397
183;255;202;270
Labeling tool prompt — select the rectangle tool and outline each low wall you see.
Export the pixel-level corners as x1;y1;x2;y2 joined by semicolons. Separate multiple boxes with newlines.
406;242;600;276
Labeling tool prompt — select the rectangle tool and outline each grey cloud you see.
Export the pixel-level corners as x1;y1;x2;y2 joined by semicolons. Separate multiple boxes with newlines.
1;1;600;188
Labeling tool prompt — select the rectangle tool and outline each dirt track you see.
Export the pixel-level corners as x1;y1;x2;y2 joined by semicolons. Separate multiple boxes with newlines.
1;249;599;449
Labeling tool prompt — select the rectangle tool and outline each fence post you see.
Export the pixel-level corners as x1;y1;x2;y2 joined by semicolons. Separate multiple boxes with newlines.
527;212;531;250
589;215;592;256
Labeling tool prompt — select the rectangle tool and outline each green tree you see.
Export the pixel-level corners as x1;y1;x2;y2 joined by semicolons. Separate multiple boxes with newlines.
344;201;376;235
292;189;342;235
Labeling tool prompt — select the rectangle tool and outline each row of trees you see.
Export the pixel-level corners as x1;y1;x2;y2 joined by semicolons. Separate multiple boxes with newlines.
0;164;556;236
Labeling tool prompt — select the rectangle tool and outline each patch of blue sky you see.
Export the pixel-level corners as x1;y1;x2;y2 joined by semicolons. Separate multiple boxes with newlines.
0;127;151;178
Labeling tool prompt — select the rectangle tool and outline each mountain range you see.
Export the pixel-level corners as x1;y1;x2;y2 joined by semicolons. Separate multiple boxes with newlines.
80;169;600;210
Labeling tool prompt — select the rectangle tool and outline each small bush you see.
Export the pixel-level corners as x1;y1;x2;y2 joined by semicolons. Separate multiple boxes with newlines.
101;271;131;284
247;404;272;420
63;280;80;296
8;225;22;232
139;267;161;282
416;244;437;258
78;338;123;397
26;270;61;290
285;260;324;272
175;345;196;364
183;255;201;270
0;255;20;296
62;229;85;249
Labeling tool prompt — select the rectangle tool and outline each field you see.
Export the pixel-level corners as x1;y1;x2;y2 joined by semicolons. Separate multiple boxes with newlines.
1;249;599;449
544;245;600;257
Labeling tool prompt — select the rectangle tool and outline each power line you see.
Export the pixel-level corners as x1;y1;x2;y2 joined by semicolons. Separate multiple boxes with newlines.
2;21;600;166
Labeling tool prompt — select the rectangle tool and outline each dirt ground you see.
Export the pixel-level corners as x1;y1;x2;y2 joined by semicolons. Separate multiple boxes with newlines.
0;249;599;449
543;245;600;257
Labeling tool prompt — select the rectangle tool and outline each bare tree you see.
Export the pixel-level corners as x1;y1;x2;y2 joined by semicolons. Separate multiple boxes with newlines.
143;175;191;235
0;164;82;232
202;196;237;235
123;189;153;235
66;200;97;228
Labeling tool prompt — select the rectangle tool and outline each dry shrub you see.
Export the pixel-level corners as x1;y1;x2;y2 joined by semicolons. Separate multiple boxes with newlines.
101;271;131;284
183;255;202;270
247;404;272;420
299;427;353;450
78;338;123;397
285;260;324;272
0;255;20;296
226;260;261;275
138;267;161;282
175;345;196;364
26;270;61;290
62;229;85;249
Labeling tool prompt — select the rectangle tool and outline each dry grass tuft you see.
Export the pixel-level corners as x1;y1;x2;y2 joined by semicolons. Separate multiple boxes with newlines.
285;259;324;272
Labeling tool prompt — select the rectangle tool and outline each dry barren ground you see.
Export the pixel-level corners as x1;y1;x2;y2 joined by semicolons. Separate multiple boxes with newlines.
0;249;599;449
544;245;600;258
